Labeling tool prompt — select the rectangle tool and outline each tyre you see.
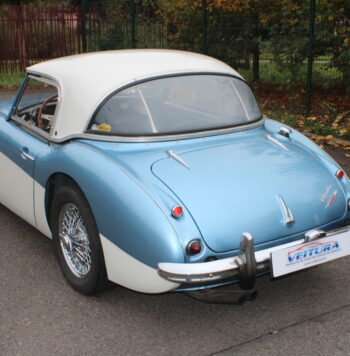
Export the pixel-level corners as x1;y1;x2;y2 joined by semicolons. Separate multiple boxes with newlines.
51;181;110;294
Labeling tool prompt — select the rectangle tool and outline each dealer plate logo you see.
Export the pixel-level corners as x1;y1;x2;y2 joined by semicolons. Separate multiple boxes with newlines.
287;241;340;264
270;231;350;278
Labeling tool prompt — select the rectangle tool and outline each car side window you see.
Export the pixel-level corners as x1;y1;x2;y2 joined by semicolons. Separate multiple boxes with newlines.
13;77;58;134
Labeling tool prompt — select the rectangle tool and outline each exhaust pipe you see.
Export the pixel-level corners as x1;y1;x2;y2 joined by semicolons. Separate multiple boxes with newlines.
184;287;258;305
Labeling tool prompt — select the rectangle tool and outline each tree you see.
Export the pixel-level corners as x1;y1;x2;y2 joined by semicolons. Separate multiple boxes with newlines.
315;0;350;87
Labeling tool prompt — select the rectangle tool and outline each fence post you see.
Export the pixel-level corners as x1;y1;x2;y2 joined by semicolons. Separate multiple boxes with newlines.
202;0;207;54
81;0;87;52
131;0;136;48
306;0;316;115
252;14;260;82
17;5;28;71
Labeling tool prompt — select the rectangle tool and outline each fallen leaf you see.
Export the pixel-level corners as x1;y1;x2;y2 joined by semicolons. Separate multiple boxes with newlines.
338;128;349;135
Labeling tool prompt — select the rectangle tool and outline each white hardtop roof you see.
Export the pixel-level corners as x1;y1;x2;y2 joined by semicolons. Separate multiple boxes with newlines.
27;49;242;140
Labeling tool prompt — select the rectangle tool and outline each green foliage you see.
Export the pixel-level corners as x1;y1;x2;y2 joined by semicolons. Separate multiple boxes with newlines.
268;112;299;127
267;111;334;136
315;0;350;88
266;110;349;140
240;62;343;88
0;71;24;89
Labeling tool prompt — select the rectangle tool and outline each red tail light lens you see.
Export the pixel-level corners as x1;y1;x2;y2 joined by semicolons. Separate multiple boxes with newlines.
336;170;344;179
171;205;183;218
187;240;202;255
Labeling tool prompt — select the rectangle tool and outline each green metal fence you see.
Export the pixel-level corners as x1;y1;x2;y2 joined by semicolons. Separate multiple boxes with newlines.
0;0;348;114
80;0;346;114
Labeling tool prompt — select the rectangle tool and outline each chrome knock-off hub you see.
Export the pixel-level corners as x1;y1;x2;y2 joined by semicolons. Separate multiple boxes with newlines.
59;233;73;252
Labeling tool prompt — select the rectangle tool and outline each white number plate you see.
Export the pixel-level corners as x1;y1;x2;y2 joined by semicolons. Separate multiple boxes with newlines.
271;229;350;278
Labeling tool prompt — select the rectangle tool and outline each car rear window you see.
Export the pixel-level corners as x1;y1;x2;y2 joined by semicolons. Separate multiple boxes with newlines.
89;75;261;136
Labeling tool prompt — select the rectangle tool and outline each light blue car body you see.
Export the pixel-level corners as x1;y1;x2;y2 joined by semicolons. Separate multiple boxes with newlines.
0;63;349;294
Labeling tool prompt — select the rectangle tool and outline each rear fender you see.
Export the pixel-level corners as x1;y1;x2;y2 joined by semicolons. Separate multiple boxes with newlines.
34;141;185;269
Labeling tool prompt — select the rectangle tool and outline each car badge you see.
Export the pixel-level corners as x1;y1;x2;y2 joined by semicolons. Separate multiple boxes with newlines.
278;195;296;225
320;185;331;203
327;191;337;208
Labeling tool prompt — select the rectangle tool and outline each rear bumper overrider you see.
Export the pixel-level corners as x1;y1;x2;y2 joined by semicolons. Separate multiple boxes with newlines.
157;226;350;289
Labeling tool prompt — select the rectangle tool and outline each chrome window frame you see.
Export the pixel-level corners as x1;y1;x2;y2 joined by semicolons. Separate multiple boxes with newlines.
10;74;61;141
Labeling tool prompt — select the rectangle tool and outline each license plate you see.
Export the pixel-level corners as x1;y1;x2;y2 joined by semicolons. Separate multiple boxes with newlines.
271;229;350;278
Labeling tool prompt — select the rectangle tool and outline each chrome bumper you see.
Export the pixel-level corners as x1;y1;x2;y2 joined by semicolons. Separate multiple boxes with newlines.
157;226;350;288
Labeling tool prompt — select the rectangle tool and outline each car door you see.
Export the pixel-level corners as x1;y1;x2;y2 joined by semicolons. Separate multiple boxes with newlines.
0;75;58;227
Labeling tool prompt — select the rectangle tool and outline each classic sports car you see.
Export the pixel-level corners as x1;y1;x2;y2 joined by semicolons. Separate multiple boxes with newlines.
0;50;349;300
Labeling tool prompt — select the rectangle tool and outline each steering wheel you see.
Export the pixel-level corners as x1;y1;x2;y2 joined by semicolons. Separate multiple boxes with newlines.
37;94;58;129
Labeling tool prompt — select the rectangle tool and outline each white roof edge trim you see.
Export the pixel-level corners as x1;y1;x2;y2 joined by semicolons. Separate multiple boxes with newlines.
50;117;265;144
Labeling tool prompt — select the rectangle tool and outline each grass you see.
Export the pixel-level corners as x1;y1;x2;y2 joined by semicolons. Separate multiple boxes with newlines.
0;71;25;90
239;62;343;88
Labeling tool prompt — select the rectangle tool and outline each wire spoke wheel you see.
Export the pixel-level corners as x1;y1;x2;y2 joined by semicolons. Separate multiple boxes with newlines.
58;203;92;278
52;181;110;294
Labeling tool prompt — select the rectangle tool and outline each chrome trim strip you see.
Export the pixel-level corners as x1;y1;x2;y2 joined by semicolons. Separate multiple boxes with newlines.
50;118;265;144
278;195;296;225
167;150;191;169
266;134;289;151
157;226;350;284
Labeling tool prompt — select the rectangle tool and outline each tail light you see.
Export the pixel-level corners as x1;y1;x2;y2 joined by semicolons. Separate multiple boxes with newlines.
187;240;202;255
171;205;183;218
336;170;344;179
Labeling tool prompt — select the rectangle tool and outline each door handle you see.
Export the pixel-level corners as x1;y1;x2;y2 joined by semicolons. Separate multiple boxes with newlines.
20;149;35;161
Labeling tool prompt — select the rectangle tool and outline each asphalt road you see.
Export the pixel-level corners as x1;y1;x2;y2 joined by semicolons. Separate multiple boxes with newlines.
0;134;350;355
2;201;350;356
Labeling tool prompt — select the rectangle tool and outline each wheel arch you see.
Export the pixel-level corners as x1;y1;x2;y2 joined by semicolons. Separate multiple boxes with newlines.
45;172;82;230
43;170;183;293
